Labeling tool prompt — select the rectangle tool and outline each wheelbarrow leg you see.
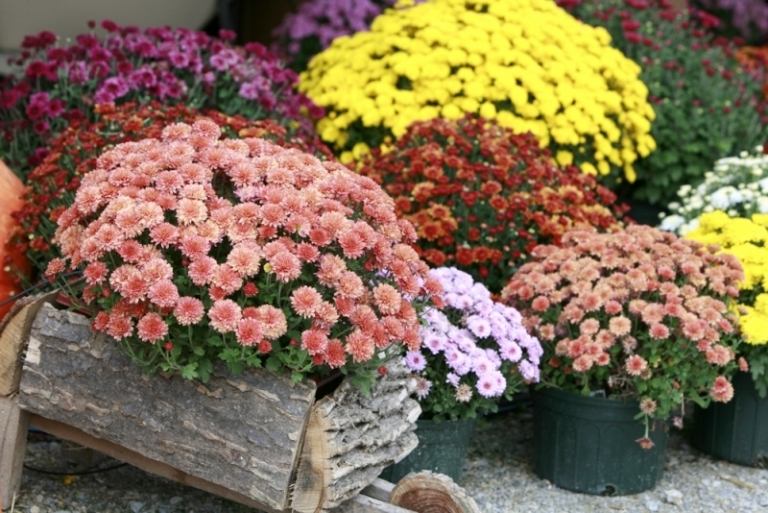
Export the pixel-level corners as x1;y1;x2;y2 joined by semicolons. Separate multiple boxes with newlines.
0;396;29;511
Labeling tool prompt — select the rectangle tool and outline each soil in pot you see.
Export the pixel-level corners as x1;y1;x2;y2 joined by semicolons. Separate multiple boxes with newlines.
381;418;476;482
533;388;668;495
692;371;768;467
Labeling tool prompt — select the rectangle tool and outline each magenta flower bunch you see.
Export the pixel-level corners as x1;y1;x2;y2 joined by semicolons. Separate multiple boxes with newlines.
405;267;542;420
272;0;396;71
0;21;324;177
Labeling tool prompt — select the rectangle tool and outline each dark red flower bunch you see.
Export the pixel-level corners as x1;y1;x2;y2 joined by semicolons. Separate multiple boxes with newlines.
359;116;629;293
10;101;332;280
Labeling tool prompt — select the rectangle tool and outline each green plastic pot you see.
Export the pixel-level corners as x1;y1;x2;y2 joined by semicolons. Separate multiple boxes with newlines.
533;388;668;495
692;372;768;467
381;418;476;482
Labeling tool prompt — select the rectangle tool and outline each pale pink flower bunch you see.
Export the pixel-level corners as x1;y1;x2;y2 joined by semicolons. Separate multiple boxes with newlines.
50;119;439;383
502;225;744;425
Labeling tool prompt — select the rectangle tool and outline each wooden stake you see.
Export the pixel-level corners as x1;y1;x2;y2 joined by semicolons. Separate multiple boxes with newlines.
0;294;54;397
0;396;28;511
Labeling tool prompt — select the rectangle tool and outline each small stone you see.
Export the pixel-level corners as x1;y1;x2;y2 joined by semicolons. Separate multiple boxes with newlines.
664;489;683;506
129;501;144;513
53;510;72;513
30;506;40;513
645;498;661;512
169;496;183;505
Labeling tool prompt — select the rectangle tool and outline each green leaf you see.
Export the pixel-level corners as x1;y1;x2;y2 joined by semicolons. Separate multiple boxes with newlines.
181;362;199;380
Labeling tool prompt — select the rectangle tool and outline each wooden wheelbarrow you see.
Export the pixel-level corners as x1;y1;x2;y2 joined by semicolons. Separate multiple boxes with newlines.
0;299;480;513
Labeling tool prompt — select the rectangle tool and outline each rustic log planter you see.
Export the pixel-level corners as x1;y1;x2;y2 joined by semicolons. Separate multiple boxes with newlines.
0;301;429;512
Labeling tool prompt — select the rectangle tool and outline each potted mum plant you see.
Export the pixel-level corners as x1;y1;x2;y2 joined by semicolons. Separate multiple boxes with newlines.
560;0;766;208
360;116;628;293
46;117;439;390
0;21;323;178
382;267;541;481
10;101;330;282
686;211;768;466
301;0;656;180
502;225;743;494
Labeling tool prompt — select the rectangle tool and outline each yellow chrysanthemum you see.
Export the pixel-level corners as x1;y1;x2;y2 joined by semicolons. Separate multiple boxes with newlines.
687;211;768;345
300;0;656;181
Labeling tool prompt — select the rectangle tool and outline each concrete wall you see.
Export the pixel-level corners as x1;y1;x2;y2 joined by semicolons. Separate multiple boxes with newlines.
0;0;216;50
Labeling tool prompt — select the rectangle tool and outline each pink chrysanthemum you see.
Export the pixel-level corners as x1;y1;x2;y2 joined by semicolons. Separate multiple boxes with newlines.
269;251;301;282
302;329;329;356
188;256;217;286
236;318;263;347
373;283;402;315
174;297;205;326
710;376;734;402
345;330;375;363
608;316;632;337
625;355;648;377
148;280;180;308
208;299;242;333
137;313;168;343
291;286;323;318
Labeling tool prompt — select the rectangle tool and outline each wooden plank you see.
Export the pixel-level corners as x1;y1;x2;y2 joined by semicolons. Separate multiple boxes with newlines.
18;303;317;512
0;294;55;396
361;479;396;503
27;414;277;513
333;494;414;513
0;396;29;511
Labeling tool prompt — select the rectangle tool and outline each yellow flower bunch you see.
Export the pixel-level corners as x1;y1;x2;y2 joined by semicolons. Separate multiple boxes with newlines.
687;211;768;345
299;0;656;181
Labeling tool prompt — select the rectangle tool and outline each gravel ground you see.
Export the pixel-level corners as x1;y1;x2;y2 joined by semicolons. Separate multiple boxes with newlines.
9;411;768;513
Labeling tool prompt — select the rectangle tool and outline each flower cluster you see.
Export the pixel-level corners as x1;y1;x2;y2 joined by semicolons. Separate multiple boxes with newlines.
659;146;768;234
686;211;768;395
300;0;656;181
736;45;768;111
502;225;743;432
272;0;396;71
10;102;331;280
405;267;542;420
560;0;767;205
0;21;323;177
360;116;629;293
693;0;768;43
48;119;438;387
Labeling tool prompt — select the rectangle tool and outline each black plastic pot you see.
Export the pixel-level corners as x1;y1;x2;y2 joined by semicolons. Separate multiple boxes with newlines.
533;388;668;495
381;418;476;482
692;372;768;467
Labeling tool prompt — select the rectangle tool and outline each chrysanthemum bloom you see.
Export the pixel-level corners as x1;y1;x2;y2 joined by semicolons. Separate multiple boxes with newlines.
503;224;743;431
174;297;205;326
50;119;436;383
137;313;168;343
404;267;541;420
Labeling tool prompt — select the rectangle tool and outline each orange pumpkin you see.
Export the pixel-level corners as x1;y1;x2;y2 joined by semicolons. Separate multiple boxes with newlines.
0;160;30;320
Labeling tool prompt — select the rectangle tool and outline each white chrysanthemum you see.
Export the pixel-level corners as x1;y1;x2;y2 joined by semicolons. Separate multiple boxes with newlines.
660;148;768;234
